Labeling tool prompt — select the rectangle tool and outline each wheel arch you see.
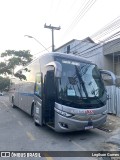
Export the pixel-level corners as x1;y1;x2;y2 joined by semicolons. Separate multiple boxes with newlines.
31;101;34;117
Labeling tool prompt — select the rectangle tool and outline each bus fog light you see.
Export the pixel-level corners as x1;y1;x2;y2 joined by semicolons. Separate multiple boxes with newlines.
59;122;68;129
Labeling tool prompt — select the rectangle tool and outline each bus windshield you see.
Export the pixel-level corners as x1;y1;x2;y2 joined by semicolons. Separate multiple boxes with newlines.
56;58;107;108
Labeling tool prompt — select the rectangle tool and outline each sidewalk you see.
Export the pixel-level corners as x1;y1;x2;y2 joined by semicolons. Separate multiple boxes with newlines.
98;114;120;151
99;114;120;132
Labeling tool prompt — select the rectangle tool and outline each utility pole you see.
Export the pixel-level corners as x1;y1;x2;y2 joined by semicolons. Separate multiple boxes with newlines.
44;23;61;52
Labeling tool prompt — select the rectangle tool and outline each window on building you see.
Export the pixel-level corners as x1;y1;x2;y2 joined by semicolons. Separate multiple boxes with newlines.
67;45;70;54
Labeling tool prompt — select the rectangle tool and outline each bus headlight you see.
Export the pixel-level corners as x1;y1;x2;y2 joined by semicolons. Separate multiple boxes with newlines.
62;112;73;117
55;108;73;117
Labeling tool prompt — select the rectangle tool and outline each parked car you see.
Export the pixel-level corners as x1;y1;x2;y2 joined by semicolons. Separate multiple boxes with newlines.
0;92;3;96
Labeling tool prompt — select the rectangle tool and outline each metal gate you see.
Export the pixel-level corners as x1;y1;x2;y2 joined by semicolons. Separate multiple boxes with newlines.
106;85;120;117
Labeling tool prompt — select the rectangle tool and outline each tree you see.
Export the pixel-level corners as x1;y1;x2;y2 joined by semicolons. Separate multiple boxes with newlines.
0;50;33;79
0;76;10;92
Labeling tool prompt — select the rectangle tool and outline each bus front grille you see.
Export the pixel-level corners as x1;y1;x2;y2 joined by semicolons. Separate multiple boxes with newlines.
72;114;103;121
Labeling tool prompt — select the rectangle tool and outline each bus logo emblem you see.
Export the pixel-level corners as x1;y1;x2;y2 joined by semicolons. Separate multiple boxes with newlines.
85;110;94;115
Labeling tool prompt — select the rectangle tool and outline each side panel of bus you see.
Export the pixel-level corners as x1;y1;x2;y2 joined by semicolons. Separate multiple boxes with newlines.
9;59;40;115
18;59;41;115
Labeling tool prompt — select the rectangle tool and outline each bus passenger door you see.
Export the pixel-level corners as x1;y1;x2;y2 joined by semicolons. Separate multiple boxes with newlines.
34;73;43;126
44;70;55;128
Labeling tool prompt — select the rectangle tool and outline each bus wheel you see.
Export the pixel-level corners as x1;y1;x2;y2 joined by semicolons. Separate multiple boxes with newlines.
12;97;16;108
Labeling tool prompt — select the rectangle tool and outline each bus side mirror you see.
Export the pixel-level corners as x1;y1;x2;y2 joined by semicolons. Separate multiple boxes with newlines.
45;61;62;78
45;70;55;99
99;69;116;85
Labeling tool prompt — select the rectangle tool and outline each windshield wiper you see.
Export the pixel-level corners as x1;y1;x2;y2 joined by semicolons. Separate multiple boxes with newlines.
75;66;88;98
95;96;105;105
91;89;105;105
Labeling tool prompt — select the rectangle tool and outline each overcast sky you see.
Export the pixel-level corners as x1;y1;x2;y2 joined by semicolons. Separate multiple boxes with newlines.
0;0;120;55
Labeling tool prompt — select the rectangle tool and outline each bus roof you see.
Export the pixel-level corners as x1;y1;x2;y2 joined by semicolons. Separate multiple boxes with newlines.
39;52;92;64
16;52;93;73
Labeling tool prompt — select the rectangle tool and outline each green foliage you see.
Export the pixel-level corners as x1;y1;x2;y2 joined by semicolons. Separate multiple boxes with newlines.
0;50;33;80
14;72;27;80
0;62;12;75
0;76;10;91
1;50;32;67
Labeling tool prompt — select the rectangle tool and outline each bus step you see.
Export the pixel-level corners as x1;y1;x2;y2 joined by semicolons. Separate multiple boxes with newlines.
46;122;54;129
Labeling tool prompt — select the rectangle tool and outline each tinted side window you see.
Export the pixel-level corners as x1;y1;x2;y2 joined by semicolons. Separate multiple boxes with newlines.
34;73;41;98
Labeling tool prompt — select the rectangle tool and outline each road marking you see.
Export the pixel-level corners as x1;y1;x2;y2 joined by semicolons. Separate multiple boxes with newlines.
18;121;23;126
71;141;98;160
1;101;9;109
26;131;36;141
71;140;86;151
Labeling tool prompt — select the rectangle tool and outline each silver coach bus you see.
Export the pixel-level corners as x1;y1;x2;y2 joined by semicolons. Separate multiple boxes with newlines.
9;52;115;132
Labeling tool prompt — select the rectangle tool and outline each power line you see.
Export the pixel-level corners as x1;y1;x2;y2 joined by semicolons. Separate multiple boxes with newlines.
91;17;120;40
65;0;90;33
91;16;120;38
93;23;120;41
33;46;51;57
99;31;120;43
70;0;96;31
63;0;96;38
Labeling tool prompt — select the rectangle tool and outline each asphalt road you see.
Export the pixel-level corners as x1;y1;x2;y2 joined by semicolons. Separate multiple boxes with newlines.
0;95;119;160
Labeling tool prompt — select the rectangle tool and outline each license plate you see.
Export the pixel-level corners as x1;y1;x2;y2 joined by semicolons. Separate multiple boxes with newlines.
85;126;93;130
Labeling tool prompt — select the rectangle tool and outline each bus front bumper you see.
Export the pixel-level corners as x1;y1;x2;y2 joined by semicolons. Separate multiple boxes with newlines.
54;112;107;132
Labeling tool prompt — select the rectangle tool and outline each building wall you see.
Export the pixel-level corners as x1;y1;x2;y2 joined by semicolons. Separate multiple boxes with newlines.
103;38;120;55
56;39;95;54
103;56;113;71
56;40;80;54
72;40;95;54
103;38;120;76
